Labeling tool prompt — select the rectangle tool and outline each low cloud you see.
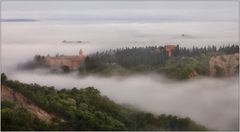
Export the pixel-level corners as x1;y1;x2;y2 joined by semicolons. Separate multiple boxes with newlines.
7;71;239;131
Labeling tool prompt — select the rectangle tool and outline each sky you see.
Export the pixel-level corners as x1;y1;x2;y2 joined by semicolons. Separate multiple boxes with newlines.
2;1;239;22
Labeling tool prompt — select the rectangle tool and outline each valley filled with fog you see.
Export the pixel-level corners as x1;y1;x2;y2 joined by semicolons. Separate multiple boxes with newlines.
2;0;240;131
6;70;239;130
2;21;239;130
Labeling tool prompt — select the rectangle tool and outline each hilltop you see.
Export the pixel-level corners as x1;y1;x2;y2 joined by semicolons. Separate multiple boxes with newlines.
78;44;239;79
19;44;239;80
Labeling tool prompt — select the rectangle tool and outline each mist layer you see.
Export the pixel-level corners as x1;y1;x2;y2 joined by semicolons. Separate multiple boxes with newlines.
7;71;239;130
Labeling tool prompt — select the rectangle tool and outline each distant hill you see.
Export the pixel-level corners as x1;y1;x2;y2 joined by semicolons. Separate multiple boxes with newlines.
1;19;38;22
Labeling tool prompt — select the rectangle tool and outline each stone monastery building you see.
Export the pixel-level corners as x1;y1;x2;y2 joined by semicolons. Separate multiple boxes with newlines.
45;49;84;70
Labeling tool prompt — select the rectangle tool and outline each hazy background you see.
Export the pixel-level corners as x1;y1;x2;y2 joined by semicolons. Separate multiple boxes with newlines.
2;1;239;72
2;21;238;72
1;1;239;72
1;1;239;131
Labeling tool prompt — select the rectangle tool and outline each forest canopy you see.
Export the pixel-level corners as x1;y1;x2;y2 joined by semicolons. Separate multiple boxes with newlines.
78;44;239;79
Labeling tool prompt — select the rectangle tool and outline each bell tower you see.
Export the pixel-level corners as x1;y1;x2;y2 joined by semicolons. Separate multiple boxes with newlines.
79;49;83;58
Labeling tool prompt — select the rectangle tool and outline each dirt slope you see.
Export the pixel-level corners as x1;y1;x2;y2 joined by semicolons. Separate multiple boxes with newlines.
1;85;58;124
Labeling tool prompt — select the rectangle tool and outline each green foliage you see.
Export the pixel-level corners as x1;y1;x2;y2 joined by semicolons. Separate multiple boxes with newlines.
84;56;109;73
1;100;15;109
1;101;49;131
236;65;239;74
219;44;239;54
79;44;238;79
2;77;207;131
61;65;70;73
19;55;48;70
1;73;8;84
215;65;224;77
82;46;168;71
194;54;210;75
160;54;210;79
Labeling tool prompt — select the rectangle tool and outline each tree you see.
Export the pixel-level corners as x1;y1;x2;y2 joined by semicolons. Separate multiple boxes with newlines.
215;65;224;77
61;66;70;73
1;73;7;84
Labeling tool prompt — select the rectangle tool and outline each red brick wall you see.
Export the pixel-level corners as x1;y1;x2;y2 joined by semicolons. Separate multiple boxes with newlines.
45;56;84;69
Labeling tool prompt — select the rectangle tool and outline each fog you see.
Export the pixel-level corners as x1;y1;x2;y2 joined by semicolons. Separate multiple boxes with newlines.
6;70;238;131
1;21;238;72
2;22;238;45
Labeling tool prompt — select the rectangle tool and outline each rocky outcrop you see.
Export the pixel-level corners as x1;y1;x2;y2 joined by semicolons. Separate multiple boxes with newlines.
209;53;239;77
1;85;60;124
